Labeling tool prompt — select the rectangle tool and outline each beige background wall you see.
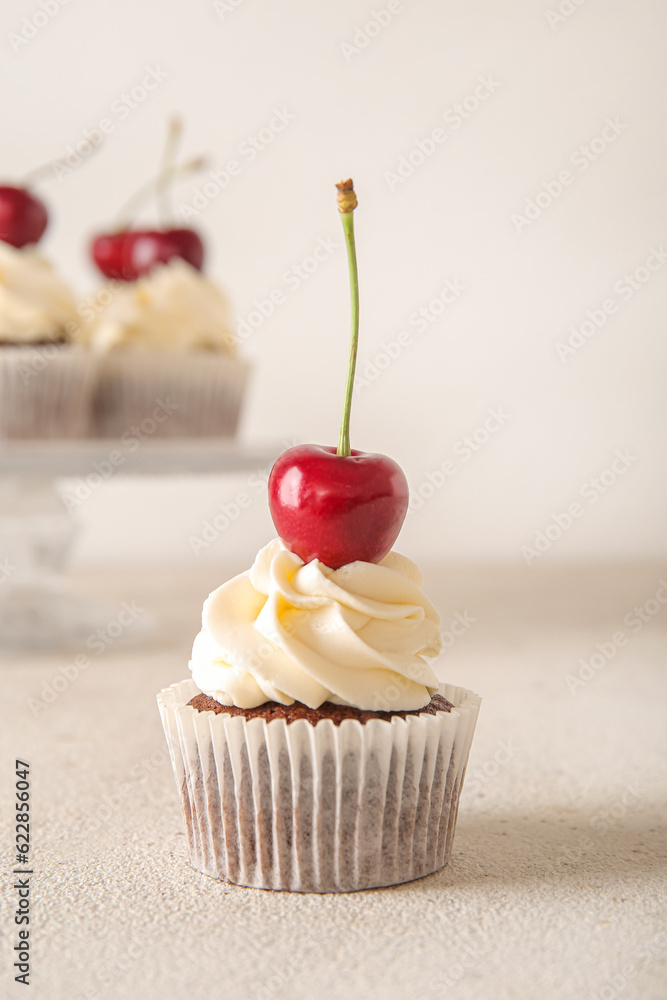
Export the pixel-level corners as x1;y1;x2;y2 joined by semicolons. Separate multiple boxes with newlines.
2;0;665;565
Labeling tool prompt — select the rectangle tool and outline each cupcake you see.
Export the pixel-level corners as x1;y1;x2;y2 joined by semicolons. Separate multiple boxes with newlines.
158;539;480;892
158;177;480;892
0;240;95;439
88;258;249;438
87;121;250;439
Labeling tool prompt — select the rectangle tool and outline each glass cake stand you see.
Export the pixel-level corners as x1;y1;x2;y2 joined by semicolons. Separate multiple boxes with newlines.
0;440;278;650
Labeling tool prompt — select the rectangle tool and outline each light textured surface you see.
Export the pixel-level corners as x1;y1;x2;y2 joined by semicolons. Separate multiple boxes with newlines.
1;561;666;1000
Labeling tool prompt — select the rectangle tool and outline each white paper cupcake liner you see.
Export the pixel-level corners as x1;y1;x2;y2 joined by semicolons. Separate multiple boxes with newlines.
157;679;481;893
92;351;250;438
0;344;97;439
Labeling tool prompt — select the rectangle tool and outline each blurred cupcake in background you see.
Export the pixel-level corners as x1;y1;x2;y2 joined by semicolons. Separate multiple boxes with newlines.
0;183;95;439
87;119;250;440
89;258;249;438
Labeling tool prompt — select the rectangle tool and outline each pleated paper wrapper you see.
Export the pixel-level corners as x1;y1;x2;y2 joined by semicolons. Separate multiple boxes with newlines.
92;351;251;438
158;678;481;893
0;345;97;439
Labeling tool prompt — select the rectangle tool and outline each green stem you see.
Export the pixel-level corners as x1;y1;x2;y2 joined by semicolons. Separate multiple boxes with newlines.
336;207;359;457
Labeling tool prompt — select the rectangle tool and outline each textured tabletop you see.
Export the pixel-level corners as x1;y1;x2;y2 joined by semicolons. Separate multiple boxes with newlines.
1;562;665;1000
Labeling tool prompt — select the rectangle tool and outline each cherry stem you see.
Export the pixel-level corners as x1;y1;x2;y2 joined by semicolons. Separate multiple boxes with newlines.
157;116;182;225
336;179;359;458
21;143;103;186
114;156;206;230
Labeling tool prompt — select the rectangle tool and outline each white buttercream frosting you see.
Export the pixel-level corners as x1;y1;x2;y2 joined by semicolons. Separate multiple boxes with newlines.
89;258;236;353
189;538;442;711
0;241;79;342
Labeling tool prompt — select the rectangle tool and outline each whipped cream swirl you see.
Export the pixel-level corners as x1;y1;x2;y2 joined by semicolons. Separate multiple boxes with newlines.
90;258;236;353
0;241;79;342
189;539;442;711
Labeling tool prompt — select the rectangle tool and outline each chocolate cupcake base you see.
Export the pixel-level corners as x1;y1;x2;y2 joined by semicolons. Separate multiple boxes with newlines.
188;691;454;725
158;679;481;893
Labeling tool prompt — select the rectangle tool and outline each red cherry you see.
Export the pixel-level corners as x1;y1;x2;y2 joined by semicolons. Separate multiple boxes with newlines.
268;444;409;569
0;185;48;248
90;227;204;281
